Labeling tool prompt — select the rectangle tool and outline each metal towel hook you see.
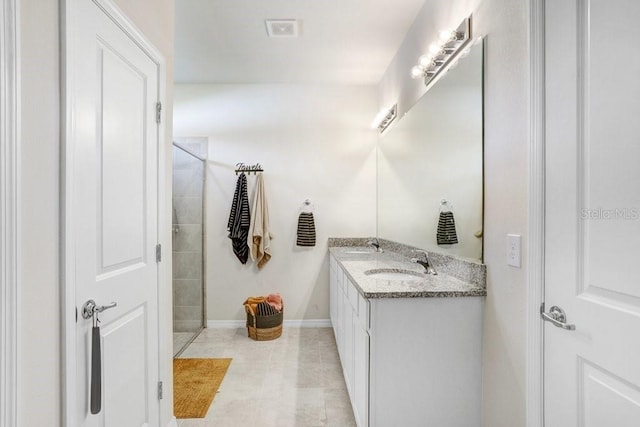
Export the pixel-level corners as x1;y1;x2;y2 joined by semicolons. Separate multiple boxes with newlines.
440;199;453;212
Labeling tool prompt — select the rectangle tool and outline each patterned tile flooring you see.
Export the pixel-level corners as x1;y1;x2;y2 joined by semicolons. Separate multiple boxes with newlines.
176;327;356;427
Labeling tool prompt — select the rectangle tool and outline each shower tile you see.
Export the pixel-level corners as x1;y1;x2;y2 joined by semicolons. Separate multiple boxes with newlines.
174;305;203;322
173;279;203;307
173;332;194;356
173;169;203;197
172;252;202;280
173;147;196;170
172;224;202;252
173;196;203;225
174;138;207;158
173;143;206;169
174;320;202;332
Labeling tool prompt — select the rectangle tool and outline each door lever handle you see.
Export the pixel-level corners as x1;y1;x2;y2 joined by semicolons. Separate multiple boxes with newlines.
81;300;117;319
540;303;576;330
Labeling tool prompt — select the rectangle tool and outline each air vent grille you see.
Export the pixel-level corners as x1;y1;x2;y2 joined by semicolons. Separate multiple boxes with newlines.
265;19;300;38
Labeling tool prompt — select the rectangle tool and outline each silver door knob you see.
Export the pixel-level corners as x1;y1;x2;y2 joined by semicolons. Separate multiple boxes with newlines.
540;303;575;330
82;299;118;320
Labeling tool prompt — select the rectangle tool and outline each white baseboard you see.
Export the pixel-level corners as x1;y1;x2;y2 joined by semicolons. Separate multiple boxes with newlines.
167;416;178;427
206;320;245;328
206;319;331;329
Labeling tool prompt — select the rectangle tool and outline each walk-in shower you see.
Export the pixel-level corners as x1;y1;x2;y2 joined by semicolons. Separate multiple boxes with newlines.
172;138;206;356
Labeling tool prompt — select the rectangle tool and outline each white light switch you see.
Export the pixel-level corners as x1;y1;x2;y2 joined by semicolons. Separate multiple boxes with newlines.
507;234;521;268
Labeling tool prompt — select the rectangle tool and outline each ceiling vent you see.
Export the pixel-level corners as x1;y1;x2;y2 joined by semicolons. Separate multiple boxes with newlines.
265;19;300;38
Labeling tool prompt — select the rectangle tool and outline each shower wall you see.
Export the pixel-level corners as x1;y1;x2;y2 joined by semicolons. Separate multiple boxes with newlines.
172;137;206;333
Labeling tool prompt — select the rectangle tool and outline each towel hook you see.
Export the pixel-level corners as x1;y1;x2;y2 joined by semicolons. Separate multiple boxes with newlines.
302;199;314;213
440;199;453;212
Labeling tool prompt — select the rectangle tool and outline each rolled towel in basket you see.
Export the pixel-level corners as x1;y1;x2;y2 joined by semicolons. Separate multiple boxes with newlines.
266;293;282;312
257;301;280;316
243;296;266;317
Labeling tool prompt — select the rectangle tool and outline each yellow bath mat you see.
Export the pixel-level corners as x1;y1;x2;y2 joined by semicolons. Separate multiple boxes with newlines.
173;358;232;418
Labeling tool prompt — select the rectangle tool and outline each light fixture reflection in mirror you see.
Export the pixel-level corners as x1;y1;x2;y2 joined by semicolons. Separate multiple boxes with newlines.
378;40;484;261
411;16;472;91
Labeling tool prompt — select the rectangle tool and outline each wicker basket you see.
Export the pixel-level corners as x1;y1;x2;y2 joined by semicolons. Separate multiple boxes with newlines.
245;301;283;341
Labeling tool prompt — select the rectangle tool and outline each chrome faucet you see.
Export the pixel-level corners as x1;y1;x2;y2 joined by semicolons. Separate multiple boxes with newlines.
366;238;383;253
411;250;437;275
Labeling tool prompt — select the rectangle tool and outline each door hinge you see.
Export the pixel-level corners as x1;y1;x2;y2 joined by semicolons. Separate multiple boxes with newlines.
156;102;162;124
156;243;162;263
158;381;163;400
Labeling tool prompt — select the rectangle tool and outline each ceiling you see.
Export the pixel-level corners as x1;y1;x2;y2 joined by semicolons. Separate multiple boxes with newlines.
175;0;428;84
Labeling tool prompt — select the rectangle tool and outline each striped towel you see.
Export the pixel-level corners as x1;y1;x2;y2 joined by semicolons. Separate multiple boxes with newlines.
227;173;250;263
257;301;280;316
296;212;316;247
436;211;458;245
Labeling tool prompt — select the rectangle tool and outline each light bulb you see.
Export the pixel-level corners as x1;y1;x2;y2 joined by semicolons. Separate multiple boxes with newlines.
418;54;433;68
439;29;453;42
411;65;424;79
428;43;441;55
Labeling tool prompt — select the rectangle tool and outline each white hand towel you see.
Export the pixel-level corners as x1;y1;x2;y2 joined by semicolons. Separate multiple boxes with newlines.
247;174;273;268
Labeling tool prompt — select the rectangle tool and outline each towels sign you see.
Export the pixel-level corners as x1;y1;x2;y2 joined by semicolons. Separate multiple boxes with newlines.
235;162;263;175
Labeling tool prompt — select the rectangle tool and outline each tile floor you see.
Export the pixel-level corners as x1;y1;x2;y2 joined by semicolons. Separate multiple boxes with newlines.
176;327;356;427
173;332;196;356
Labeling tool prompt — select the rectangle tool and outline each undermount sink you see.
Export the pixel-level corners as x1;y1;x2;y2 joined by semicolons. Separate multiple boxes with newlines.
364;268;424;281
343;248;375;254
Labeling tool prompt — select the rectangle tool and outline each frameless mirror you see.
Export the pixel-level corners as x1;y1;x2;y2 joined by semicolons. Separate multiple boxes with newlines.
377;41;483;261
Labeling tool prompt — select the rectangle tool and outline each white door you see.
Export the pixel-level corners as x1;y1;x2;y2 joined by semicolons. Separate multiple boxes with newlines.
64;0;161;425
544;0;640;425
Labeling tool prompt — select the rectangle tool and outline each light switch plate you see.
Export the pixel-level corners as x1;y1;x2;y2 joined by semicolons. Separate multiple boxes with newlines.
507;234;521;268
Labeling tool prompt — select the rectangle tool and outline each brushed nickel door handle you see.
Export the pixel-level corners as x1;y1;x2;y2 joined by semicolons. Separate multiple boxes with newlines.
540;303;576;330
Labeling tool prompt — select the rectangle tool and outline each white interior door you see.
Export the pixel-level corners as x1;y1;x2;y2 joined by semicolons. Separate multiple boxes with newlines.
64;0;161;425
544;0;640;425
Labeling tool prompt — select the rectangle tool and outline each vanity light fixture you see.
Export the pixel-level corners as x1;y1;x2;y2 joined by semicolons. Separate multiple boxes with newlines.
410;16;472;88
371;104;397;133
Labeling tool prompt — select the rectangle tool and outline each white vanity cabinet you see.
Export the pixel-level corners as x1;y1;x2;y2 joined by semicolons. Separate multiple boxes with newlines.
329;254;482;427
329;255;369;427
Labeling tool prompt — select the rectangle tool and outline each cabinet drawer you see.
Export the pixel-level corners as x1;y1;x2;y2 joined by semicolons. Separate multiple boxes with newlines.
358;293;370;330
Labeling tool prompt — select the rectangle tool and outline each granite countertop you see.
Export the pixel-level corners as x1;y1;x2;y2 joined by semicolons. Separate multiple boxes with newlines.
329;247;487;299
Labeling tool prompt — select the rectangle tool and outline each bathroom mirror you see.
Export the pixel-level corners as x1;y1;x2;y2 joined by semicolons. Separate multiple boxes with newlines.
377;41;483;261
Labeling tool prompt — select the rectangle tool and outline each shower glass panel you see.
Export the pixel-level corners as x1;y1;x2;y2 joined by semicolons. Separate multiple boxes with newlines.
172;138;206;357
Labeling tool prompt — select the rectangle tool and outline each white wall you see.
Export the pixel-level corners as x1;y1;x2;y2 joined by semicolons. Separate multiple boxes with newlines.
174;84;378;322
377;1;529;426
19;0;174;425
20;1;60;424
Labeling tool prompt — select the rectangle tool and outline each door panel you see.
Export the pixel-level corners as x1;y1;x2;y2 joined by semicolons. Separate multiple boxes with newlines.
102;307;148;426
582;0;640;298
579;359;640;427
99;43;147;272
544;0;640;424
66;0;160;425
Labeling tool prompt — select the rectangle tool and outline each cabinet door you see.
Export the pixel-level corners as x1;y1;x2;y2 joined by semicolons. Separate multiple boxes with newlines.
335;269;344;358
329;259;337;330
343;292;355;395
354;323;370;427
